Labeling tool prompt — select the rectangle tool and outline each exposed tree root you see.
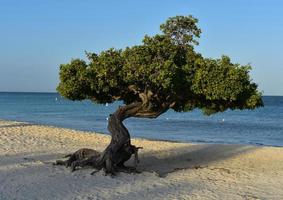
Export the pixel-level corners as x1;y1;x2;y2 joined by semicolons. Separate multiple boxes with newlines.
53;148;101;169
54;145;142;175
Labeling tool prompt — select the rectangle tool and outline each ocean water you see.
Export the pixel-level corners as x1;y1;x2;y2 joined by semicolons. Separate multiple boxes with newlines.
0;92;282;147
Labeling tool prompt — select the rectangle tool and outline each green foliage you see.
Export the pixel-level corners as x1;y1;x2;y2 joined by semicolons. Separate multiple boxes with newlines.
57;15;263;115
57;59;89;100
160;15;201;46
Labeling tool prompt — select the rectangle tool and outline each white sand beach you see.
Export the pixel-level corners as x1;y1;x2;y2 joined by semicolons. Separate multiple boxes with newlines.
0;119;283;200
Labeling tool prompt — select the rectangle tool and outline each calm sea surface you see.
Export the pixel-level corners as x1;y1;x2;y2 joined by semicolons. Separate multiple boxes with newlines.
0;92;282;146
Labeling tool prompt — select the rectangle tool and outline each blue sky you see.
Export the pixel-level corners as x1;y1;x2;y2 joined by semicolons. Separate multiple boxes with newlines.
0;0;282;95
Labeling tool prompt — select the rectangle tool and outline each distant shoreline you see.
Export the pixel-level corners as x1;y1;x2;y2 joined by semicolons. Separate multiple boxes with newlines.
1;93;282;147
1;118;282;148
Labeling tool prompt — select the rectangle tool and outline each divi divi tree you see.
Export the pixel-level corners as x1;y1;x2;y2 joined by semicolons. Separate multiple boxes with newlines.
57;15;263;174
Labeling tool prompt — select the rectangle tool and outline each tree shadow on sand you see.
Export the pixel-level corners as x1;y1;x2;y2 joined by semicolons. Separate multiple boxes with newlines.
0;152;64;168
133;144;257;177
0;143;258;178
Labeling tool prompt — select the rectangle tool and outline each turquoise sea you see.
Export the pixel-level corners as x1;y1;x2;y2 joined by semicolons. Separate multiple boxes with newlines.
0;92;282;147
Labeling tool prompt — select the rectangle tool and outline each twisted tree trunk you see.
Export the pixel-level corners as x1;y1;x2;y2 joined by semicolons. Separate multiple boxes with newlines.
68;94;173;175
95;94;175;174
96;102;142;174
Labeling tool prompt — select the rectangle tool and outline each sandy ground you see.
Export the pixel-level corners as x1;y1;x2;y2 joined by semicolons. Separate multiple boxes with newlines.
0;120;283;200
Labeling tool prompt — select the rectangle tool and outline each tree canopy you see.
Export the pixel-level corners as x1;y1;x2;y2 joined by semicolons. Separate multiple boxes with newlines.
57;15;263;116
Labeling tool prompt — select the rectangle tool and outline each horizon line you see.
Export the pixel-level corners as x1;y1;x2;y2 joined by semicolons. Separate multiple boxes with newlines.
0;91;282;97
